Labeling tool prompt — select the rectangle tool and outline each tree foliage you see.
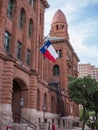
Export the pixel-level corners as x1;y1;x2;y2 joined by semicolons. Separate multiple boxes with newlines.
68;76;98;130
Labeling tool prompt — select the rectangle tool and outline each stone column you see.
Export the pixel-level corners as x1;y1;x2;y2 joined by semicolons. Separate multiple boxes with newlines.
29;74;37;109
0;58;3;129
27;74;38;122
1;60;14;130
0;1;8;52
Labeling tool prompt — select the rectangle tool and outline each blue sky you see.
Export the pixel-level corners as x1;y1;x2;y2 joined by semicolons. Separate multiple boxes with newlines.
44;0;98;67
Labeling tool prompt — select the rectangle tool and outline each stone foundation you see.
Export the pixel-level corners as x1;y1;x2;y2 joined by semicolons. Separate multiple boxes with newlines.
0;104;13;130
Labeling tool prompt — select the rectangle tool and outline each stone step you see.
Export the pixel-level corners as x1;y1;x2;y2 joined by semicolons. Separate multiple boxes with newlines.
13;123;28;130
27;126;34;130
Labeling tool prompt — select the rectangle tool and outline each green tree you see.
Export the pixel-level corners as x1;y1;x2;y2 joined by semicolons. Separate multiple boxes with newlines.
68;76;98;130
89;87;98;126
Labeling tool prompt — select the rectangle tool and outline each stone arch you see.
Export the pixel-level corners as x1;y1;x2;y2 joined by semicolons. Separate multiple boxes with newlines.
12;77;28;122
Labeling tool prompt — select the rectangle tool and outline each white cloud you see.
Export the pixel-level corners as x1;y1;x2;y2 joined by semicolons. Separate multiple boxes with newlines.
45;0;98;66
69;18;98;62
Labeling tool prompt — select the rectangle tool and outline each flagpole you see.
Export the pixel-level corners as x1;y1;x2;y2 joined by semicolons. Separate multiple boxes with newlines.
20;32;50;66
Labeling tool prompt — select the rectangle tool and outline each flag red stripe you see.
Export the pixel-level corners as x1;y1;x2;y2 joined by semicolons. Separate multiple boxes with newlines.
43;50;56;62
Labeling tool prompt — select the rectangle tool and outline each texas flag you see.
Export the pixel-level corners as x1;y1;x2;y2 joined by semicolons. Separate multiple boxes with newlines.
40;40;58;62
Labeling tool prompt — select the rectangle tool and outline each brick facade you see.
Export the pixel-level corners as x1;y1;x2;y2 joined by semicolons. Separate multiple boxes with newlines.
0;1;79;130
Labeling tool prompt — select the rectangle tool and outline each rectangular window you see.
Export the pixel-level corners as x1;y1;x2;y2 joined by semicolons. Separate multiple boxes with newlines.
4;31;11;52
59;50;62;57
26;49;30;65
56;50;62;58
7;1;14;18
16;41;22;60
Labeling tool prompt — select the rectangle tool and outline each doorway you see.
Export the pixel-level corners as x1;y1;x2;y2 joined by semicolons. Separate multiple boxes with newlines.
12;78;27;123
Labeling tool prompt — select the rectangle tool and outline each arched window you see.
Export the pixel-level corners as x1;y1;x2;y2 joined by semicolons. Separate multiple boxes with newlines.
28;18;33;38
37;89;40;111
53;65;60;76
19;8;26;29
7;0;15;18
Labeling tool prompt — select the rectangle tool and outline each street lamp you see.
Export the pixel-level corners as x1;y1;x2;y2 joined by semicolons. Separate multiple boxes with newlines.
20;98;24;122
42;104;46;124
20;98;24;106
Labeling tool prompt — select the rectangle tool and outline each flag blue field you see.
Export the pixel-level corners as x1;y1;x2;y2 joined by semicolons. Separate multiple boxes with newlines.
40;40;58;62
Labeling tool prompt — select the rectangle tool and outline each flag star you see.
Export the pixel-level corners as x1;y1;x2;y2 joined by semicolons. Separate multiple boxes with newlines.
44;45;47;50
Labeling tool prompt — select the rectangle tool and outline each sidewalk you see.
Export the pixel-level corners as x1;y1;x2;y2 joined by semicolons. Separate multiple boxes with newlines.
57;126;92;130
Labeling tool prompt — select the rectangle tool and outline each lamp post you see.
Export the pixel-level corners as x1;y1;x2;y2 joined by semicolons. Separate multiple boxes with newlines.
20;98;24;122
42;104;46;124
20;98;24;106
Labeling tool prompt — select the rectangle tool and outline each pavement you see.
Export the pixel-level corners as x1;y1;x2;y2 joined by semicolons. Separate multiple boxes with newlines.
57;126;92;130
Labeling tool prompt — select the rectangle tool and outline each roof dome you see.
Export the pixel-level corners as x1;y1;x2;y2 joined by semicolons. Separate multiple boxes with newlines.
52;9;67;24
50;9;69;40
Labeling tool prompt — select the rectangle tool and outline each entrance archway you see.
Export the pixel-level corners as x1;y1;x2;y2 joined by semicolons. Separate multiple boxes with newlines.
12;78;27;122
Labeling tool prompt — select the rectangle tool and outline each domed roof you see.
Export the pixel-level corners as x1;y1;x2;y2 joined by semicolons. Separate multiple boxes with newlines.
52;9;67;24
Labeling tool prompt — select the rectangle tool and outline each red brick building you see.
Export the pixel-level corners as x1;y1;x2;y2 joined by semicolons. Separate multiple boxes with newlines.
0;0;79;130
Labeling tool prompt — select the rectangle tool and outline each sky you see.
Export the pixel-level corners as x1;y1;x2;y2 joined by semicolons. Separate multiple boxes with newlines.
44;0;98;67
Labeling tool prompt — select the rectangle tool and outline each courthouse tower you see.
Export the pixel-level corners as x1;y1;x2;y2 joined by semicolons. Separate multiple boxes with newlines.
43;9;79;117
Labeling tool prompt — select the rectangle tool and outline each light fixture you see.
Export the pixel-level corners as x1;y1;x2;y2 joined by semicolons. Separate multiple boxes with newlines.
20;98;24;106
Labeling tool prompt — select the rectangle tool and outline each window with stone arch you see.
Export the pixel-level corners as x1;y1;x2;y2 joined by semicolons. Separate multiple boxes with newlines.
19;8;26;29
7;0;15;18
53;64;60;76
37;89;40;111
28;18;34;38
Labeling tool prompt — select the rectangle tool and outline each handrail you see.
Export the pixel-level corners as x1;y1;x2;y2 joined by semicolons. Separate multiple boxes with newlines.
21;116;37;130
14;112;37;130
